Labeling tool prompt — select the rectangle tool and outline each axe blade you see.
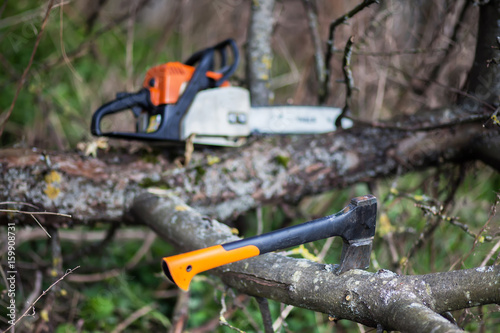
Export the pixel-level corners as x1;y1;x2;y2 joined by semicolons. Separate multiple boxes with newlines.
336;195;377;274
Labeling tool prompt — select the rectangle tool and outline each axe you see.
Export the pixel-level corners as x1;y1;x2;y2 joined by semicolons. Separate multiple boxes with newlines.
162;195;377;290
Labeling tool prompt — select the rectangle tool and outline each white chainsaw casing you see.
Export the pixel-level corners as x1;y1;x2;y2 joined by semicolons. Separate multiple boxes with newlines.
181;87;251;146
180;86;350;146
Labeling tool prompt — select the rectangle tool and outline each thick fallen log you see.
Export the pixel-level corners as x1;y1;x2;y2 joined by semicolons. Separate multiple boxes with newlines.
1;107;497;225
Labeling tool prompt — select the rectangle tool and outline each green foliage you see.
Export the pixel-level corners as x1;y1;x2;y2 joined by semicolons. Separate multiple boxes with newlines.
55;323;78;333
51;233;173;332
0;2;193;148
1;2;499;332
81;295;114;321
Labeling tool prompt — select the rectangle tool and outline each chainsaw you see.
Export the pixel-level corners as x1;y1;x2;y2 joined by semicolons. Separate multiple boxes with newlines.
91;39;351;147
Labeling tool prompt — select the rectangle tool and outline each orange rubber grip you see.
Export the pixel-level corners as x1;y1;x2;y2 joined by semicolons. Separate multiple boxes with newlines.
162;244;260;291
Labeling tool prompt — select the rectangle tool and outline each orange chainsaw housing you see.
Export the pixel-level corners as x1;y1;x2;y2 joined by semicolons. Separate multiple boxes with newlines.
143;62;230;106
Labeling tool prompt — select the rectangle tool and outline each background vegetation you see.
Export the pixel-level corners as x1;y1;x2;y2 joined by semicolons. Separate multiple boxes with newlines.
0;0;499;332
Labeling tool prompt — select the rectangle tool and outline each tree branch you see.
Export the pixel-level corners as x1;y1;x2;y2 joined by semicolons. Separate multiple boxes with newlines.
321;0;378;104
301;0;326;102
463;0;500;108
335;35;355;128
130;192;499;332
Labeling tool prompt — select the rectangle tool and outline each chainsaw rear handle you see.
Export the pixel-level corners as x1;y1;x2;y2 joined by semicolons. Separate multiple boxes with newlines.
162;195;377;291
91;89;151;136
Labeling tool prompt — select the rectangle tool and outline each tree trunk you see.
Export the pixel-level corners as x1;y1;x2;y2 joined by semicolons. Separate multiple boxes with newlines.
246;0;275;106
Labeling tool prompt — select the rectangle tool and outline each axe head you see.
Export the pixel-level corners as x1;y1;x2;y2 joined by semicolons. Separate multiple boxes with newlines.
336;195;377;274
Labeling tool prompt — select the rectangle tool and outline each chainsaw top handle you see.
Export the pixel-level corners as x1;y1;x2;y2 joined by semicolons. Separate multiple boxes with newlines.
90;39;239;141
184;38;239;87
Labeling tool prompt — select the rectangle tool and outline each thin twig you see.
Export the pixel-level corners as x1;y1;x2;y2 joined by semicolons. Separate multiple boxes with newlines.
269;36;300;90
0;0;8;19
63;222;119;262
397;175;466;265
66;231;156;283
35;231;61;332
415;202;492;242
317;236;334;263
450;193;499;270
256;297;273;333
342;36;356;100
0;209;71;218
0;0;55;137
169;291;189;333
387;65;497;111
39;0;152;73
480;238;500;267
484;107;500;127
256;206;263;235
189;295;247;333
301;0;326;101
442;164;466;210
1;266;80;333
5;228;151;247
272;304;294;332
320;0;378;104
416;0;471;96
85;0;108;32
59;0;82;82
66;268;122;283
125;0;138;91
335;36;355;128
219;292;246;333
125;231;156;268
348;112;490;132
0;202;40;209
0;264;8;294
20;271;43;316
111;304;156;333
0;0;70;29
0;208;71;237
183;133;196;167
333;48;448;57
405;216;440;266
0;208;71;239
29;214;51;238
384;232;401;272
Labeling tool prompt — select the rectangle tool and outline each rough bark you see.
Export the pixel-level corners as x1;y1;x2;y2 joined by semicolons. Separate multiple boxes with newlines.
1;108;496;226
463;0;500;108
130;192;499;332
246;0;275;106
460;0;500;167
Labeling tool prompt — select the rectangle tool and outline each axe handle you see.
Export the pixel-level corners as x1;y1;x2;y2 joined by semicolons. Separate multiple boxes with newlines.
163;244;259;291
